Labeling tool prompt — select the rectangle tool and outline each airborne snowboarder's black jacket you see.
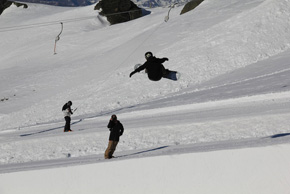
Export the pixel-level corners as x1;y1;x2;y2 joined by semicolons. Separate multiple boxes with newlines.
107;120;124;141
130;56;168;81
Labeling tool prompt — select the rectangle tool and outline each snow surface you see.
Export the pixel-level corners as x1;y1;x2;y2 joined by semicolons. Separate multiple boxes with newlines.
1;0;290;193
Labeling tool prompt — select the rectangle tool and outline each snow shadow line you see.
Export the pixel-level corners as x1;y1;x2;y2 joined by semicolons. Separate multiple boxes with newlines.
20;119;83;137
270;133;290;138
116;146;169;158
83;105;137;120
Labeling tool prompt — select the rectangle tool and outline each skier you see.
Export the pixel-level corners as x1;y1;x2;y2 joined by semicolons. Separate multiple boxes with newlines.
62;101;73;132
104;114;124;159
129;51;172;81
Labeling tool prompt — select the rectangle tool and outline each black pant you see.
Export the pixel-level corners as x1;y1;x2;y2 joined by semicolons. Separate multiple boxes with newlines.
64;116;71;132
147;65;170;81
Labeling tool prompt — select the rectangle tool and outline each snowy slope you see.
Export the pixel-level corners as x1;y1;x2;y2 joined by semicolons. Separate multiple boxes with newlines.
1;143;290;194
1;0;290;130
1;0;290;193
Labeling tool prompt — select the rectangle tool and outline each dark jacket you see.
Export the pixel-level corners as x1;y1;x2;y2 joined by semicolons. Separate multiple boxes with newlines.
134;56;168;81
107;120;124;141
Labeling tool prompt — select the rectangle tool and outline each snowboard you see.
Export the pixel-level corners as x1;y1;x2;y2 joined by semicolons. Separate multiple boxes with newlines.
164;70;181;81
134;64;181;81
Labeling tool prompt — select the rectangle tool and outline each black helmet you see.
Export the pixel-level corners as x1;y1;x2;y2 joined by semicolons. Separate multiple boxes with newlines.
111;114;117;121
68;101;72;106
145;52;153;60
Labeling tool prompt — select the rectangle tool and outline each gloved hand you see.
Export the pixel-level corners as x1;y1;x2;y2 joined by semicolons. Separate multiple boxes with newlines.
164;58;169;61
129;71;136;78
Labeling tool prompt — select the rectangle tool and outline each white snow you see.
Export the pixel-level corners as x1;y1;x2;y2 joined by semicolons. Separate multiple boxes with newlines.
0;0;290;193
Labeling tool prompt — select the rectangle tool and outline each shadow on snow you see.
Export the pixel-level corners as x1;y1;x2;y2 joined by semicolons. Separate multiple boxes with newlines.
20;119;83;137
116;146;169;158
270;133;290;139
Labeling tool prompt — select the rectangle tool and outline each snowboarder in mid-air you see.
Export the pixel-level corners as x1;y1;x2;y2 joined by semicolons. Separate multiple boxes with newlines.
129;52;180;81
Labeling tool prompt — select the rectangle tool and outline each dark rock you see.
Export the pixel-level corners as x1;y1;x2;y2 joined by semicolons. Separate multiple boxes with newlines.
13;2;28;8
180;0;204;15
0;0;12;15
0;0;28;15
94;0;142;25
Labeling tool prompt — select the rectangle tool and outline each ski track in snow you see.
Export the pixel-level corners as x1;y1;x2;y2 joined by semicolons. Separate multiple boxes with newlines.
1;134;290;174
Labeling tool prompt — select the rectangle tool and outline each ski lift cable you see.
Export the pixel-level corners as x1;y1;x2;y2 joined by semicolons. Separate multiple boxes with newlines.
164;3;178;22
0;3;185;33
54;22;63;55
0;9;143;33
0;16;95;32
55;22;64;42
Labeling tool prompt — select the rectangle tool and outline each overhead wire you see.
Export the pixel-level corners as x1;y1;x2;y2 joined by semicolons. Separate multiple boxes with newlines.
0;0;192;33
0;16;94;32
0;9;143;33
54;22;63;54
1;4;178;70
1;4;178;114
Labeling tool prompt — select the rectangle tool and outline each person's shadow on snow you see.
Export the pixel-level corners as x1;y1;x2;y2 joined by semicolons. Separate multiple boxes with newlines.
270;133;290;138
116;146;169;158
20;119;83;137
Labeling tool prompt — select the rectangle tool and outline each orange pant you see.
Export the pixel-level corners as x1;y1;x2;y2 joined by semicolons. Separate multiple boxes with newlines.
104;141;119;159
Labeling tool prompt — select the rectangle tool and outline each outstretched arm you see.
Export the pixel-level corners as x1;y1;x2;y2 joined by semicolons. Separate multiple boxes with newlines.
129;70;137;77
129;64;146;78
157;57;169;63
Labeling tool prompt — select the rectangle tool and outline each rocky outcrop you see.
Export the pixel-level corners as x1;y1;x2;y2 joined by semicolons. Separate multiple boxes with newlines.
94;0;142;25
180;0;203;15
0;0;12;15
0;0;28;15
13;2;28;8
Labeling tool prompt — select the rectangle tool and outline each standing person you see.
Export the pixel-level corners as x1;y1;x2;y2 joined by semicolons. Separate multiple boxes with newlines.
129;51;172;81
104;114;124;159
62;101;73;132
